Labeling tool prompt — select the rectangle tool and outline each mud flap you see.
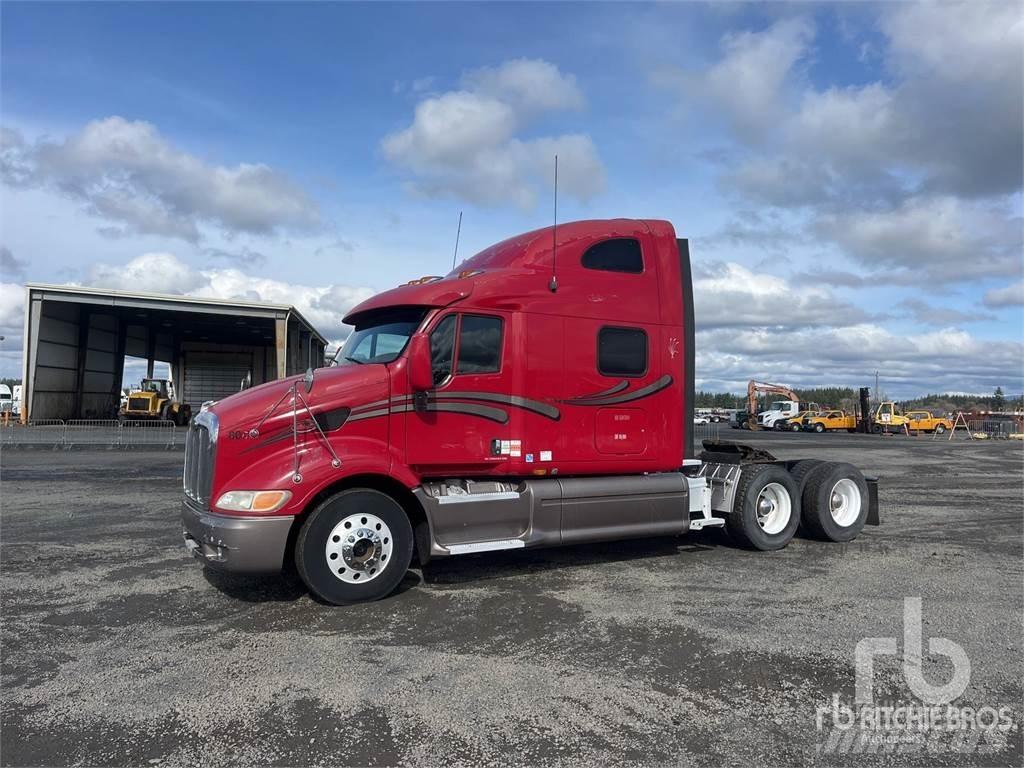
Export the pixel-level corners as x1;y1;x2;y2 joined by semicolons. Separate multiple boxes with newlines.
866;476;880;525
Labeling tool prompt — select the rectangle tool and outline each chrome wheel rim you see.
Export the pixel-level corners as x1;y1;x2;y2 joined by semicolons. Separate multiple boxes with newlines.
830;479;861;527
325;513;393;583
756;482;792;535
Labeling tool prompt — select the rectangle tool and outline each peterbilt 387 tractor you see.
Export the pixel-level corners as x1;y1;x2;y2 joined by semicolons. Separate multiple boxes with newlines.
182;219;878;605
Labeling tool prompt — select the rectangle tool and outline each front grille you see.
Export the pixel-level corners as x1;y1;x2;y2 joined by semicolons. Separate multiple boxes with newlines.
184;412;217;507
128;397;149;410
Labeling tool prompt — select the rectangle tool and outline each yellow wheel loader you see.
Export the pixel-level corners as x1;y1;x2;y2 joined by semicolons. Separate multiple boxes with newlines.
119;378;192;426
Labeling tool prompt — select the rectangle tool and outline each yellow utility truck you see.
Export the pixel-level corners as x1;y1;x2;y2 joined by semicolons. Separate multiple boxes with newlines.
119;378;191;426
775;410;821;432
905;410;953;434
803;410;858;433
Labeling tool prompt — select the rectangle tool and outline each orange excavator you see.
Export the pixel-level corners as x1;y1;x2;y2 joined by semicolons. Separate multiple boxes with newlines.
745;380;800;431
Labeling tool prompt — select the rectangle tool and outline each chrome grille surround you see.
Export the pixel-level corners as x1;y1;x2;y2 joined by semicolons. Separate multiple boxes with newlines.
183;409;218;508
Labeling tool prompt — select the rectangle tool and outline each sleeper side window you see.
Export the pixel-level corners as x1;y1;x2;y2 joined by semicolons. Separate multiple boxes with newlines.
598;326;648;377
582;238;643;274
456;314;503;374
429;315;457;385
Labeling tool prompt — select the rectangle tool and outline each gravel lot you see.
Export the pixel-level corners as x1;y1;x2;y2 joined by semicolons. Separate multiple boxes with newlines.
2;431;1021;766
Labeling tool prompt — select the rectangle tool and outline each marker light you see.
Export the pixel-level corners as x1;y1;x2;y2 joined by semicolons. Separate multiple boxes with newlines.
216;490;292;514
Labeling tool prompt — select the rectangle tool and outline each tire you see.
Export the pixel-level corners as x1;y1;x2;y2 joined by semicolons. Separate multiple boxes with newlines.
799;462;869;543
814;423;825;433
872;424;883;434
847;428;856;434
725;463;800;551
295;488;414;605
934;424;946;435
790;422;802;432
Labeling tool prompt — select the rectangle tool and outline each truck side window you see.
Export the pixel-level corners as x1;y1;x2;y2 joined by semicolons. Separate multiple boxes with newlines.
582;238;643;274
430;315;457;385
456;315;503;374
598;326;647;377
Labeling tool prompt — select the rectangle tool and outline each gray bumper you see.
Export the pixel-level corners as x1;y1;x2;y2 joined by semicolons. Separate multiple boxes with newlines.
181;500;295;574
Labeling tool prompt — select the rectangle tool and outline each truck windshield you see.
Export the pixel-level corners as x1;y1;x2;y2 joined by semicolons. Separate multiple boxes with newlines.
769;401;789;410
337;308;426;365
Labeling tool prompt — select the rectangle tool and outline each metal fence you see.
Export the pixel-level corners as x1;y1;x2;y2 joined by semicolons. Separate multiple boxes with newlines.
694;423;722;443
965;419;1018;440
1;420;180;449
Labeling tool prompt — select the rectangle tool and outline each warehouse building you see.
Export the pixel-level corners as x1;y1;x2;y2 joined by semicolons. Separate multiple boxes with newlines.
21;284;328;422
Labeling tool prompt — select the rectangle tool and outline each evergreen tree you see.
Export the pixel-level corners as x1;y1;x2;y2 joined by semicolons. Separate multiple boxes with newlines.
993;386;1005;412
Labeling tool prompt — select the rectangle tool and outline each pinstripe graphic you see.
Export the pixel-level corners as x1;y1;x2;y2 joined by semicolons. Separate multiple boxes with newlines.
390;401;509;423
562;375;673;406
572;380;629;400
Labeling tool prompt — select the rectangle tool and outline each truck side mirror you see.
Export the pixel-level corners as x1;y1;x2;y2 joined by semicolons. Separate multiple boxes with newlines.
408;333;434;392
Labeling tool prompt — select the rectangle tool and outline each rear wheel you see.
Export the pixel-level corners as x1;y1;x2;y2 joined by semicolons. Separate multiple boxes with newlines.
296;488;414;605
725;464;800;551
800;462;868;542
790;421;802;432
814;422;825;433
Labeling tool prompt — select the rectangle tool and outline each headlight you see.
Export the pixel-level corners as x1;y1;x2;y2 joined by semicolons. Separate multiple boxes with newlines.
215;490;292;513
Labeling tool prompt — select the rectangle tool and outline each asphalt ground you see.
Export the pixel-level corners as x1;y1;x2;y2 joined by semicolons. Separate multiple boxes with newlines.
1;430;1021;767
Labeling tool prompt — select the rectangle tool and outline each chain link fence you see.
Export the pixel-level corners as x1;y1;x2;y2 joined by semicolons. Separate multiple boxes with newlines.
1;420;180;449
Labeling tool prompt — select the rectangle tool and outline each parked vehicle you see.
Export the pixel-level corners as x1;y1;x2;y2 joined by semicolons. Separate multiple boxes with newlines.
905;410;952;434
693;414;710;425
181;219;879;605
872;402;910;433
120;378;191;426
775;410;820;432
0;384;12;418
803;410;857;433
731;410;750;429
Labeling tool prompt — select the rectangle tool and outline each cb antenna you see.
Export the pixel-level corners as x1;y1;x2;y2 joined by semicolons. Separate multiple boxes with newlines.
549;155;558;292
451;210;463;272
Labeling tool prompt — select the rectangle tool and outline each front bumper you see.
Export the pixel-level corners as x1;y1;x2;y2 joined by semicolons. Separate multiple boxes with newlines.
181;500;295;573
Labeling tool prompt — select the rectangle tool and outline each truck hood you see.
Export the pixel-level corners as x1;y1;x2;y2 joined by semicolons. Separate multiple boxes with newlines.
210;364;390;434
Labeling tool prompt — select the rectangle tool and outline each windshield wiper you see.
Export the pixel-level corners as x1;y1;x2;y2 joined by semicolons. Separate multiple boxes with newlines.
342;356;365;365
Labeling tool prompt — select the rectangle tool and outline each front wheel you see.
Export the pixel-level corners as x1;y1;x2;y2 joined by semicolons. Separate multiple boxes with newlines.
725;464;800;551
296;488;414;605
934;424;946;435
814;423;825;433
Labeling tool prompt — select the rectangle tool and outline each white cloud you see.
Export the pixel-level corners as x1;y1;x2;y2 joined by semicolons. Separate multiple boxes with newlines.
1;117;321;242
693;262;869;330
83;252;375;341
701;17;813;139
668;3;1023;287
814;197;1023;281
462;58;585;114
382;59;604;208
695;324;1023;396
882;0;1024;84
983;280;1024;309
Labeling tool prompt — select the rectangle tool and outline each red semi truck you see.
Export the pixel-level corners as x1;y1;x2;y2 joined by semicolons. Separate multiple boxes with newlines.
182;219;878;605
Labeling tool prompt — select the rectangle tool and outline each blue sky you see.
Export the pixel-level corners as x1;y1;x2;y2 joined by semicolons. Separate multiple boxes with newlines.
1;1;1021;397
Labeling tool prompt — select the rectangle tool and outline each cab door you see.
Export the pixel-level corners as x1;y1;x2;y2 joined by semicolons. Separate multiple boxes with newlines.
405;310;514;474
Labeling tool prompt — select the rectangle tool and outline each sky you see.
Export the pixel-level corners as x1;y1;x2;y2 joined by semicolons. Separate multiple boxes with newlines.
0;1;1021;398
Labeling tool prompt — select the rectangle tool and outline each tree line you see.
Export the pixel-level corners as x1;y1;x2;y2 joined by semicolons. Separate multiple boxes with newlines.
696;386;1022;413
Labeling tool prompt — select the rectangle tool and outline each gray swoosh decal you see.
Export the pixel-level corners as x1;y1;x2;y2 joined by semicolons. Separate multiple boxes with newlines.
562;375;673;406
569;380;629;401
435;391;560;420
346;407;392;422
391;401;509;424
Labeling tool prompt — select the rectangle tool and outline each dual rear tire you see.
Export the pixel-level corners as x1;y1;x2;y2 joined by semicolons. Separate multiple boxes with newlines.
725;461;868;550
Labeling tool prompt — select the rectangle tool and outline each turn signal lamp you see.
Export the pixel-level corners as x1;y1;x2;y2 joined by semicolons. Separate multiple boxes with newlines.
216;490;292;514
